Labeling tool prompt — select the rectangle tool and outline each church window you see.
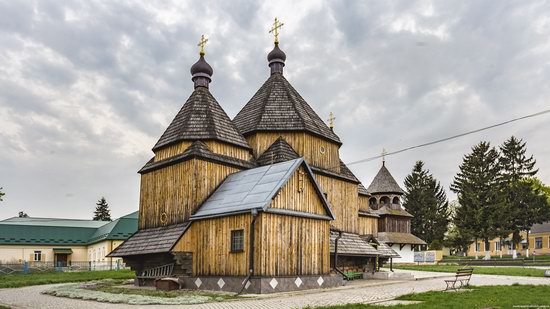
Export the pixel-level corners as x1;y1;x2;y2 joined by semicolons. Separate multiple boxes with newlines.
380;196;390;205
231;230;244;252
319;146;326;154
392;197;400;205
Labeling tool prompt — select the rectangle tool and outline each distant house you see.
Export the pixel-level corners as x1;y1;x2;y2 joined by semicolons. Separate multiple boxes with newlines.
0;212;138;267
467;222;550;257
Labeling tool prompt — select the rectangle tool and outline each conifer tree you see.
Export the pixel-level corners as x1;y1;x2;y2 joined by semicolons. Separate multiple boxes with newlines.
499;136;550;258
18;211;28;218
404;161;450;249
93;197;112;221
0;187;4;202
451;141;502;259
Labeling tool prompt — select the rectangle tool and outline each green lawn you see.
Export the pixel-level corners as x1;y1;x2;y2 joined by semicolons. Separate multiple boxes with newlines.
390;264;547;277
0;270;135;289
317;285;550;308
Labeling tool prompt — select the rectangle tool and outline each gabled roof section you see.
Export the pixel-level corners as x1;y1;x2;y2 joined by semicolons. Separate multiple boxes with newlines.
358;183;370;196
329;231;379;256
153;87;251;151
139;141;256;174
191;158;334;220
256;137;300;166
367;164;404;194
88;211;139;244
233;74;341;145
0;212;138;246
108;222;190;257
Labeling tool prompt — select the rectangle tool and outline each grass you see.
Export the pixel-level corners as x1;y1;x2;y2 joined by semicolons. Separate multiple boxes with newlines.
316;285;550;308
390;264;547;277
0;270;135;289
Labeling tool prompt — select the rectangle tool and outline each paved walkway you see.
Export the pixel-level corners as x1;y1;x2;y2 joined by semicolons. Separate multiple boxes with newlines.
1;272;549;308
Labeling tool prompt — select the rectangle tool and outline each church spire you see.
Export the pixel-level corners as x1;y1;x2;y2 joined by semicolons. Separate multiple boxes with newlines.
190;35;213;89
267;18;286;75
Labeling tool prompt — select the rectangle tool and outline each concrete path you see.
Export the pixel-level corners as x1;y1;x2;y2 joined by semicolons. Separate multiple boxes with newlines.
1;272;549;308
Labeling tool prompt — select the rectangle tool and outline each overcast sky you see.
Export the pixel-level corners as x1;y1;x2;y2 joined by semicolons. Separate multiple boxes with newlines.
1;0;549;220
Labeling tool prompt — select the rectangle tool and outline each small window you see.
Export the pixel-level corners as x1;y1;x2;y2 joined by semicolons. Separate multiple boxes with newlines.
231;230;245;252
319;146;326;154
34;251;42;261
535;237;543;249
475;243;480;252
495;241;501;251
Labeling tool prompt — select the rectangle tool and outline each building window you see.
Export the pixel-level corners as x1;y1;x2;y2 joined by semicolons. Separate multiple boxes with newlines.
231;230;244;252
33;251;42;261
475;243;480;252
495;241;502;251
535;237;543;249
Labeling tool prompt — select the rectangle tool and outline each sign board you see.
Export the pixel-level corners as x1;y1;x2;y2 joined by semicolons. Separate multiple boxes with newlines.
545;270;550;277
414;252;424;263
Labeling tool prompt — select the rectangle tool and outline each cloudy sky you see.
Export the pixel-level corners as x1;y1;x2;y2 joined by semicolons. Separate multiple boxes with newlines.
1;0;549;220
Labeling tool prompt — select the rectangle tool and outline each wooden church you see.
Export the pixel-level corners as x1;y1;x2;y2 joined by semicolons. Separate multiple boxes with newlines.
109;21;425;293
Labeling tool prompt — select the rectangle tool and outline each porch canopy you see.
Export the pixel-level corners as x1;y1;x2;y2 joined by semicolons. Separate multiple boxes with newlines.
52;248;73;254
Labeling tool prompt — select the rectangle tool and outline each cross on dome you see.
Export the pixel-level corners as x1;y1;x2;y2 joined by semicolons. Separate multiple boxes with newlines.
269;17;284;44
198;35;209;56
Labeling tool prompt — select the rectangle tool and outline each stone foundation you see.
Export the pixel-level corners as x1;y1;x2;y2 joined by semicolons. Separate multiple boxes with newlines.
177;274;344;294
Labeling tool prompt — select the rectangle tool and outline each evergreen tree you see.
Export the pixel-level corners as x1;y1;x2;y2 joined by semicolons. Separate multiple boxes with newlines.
499;136;550;257
404;161;450;249
0;187;4;202
451;141;503;259
93;197;112;221
18;211;28;218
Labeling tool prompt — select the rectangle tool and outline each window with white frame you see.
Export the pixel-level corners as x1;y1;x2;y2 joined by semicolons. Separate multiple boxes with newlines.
33;251;42;261
535;237;543;249
495;241;502;251
475;243;480;252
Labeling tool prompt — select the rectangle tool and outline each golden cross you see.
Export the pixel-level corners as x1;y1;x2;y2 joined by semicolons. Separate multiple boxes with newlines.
269;17;284;44
327;112;336;129
381;148;388;163
198;35;208;56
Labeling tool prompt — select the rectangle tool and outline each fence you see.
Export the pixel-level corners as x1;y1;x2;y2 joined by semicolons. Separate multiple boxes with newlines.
0;260;129;275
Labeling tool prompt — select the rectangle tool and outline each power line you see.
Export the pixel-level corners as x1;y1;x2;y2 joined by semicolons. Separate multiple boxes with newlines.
344;108;550;167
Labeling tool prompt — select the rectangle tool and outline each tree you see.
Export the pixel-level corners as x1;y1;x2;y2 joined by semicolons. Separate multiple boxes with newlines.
0;187;4;202
451;141;503;259
404;161;450;249
18;211;28;218
93;197;112;221
499;136;550;258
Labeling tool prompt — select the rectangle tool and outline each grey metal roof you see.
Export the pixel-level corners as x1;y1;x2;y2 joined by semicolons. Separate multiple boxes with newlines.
330;231;380;256
233;73;341;145
367;163;404;194
191;158;334;220
107;222;190;257
531;222;550;234
153;87;251;151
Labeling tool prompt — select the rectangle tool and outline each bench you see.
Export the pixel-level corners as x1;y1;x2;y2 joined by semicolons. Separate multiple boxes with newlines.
343;272;363;280
444;268;473;291
136;263;174;285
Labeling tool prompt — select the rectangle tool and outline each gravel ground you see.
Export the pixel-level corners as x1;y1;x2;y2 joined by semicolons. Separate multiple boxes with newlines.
0;271;549;309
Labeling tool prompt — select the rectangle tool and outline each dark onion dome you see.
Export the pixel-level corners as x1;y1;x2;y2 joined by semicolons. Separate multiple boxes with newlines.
267;43;286;62
190;55;213;77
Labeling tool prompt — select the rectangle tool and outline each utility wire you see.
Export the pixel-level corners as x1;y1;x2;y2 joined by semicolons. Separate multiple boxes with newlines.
343;108;550;168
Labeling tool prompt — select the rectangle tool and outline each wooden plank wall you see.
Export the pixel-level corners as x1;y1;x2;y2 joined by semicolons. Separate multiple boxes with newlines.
255;213;330;276
314;174;359;234
378;217;411;233
358;195;371;212
270;166;328;216
154;141;252;162
357;216;378;236
246;132;340;172
139;159;240;229
172;214;252;276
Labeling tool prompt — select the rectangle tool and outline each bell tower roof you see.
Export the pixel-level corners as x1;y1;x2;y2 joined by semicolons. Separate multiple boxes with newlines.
367;163;404;195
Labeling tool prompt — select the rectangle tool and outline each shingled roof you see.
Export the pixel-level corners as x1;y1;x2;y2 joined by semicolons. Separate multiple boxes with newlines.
329;231;379;256
233;73;341;145
367;163;404;194
107;222;190;257
256;137;300;166
153;87;250;151
139;141;256;174
377;232;426;245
